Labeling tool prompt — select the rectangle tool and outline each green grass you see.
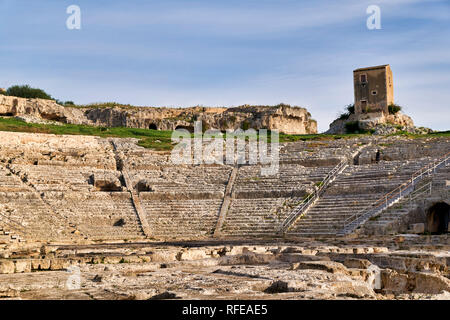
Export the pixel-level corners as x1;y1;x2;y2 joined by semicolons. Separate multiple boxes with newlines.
277;132;371;142
0;117;174;151
387;130;450;139
0;117;448;151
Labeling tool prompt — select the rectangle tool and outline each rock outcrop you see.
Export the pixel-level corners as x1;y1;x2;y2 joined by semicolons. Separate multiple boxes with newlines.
0;96;317;134
326;111;417;135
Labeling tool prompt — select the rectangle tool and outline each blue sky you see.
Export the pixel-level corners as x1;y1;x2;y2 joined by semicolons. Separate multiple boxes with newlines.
0;0;449;132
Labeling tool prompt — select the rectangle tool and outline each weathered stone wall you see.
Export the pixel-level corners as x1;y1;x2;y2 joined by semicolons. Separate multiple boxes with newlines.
353;65;393;115
0;96;317;134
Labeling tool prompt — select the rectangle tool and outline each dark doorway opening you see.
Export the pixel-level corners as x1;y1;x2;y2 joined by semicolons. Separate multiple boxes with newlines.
175;125;194;133
149;123;158;130
427;202;449;234
375;150;381;163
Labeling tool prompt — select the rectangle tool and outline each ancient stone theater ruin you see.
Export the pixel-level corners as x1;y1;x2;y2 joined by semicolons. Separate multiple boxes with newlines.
0;89;449;300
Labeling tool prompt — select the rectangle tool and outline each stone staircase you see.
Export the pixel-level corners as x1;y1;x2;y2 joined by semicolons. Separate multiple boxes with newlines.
363;161;450;235
286;157;436;237
339;152;450;236
218;165;336;237
111;139;150;239
362;183;431;235
286;194;383;236
279;143;371;234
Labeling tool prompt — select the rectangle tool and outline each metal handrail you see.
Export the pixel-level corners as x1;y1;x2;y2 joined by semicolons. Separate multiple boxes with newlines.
279;159;348;232
340;151;450;233
407;181;433;203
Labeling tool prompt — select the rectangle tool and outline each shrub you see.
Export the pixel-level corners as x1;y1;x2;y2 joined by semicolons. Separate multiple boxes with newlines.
346;104;355;114
337;104;355;120
388;104;402;114
6;85;52;99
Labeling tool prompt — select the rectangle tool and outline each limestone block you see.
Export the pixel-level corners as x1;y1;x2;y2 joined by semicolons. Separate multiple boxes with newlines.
50;258;71;270
0;260;15;274
219;252;275;265
31;259;51;270
291;261;349;275
102;256;124;264
14;260;31;273
278;254;329;263
177;249;208;261
410;223;425;234
343;258;372;269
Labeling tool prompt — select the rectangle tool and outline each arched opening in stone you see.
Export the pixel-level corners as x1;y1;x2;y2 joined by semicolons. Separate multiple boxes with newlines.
149;123;158;130
175;125;194;133
426;202;449;234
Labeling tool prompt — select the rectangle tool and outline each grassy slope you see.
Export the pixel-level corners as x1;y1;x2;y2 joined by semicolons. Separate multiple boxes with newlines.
0;117;448;151
0;117;174;151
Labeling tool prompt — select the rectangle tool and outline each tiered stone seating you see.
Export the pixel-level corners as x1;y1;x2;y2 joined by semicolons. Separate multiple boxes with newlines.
141;198;222;239
0;132;116;170
0;130;447;242
0;166;30;192
220;198;289;236
378;138;450;161
287;158;438;237
326;159;430;194
363;162;450;235
46;192;144;240
279;139;364;164
217;141;361;237
0;192;73;241
287;194;383;236
9;165;119;192
128;165;231;194
233;164;334;197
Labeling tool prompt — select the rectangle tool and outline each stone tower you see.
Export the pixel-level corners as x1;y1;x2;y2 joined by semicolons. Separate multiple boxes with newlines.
353;64;394;115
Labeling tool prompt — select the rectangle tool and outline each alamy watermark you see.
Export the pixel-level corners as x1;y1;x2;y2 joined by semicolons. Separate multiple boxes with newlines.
66;5;81;30
66;265;81;290
367;5;381;30
170;121;279;176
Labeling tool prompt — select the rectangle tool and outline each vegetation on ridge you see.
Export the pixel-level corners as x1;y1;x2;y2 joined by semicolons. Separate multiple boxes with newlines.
337;104;355;120
0;117;174;151
0;84;75;106
0;117;448;151
388;103;402;114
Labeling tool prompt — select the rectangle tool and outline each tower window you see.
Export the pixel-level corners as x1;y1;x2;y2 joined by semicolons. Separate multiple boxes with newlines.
360;74;367;83
371;90;378;95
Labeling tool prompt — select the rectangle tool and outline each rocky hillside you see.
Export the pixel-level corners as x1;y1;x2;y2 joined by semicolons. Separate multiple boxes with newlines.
0;96;317;134
326;110;420;135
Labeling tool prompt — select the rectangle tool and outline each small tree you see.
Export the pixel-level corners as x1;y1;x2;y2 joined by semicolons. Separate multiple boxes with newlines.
337;104;355;120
